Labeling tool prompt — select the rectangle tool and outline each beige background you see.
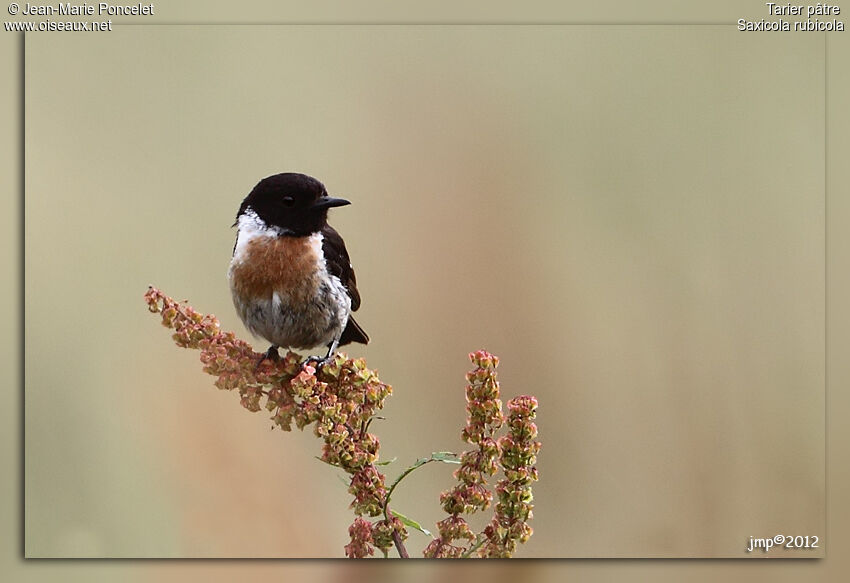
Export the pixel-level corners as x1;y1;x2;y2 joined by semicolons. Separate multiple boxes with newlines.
3;0;848;579
22;24;824;559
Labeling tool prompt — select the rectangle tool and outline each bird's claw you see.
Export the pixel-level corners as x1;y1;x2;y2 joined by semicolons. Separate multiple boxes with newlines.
301;354;331;372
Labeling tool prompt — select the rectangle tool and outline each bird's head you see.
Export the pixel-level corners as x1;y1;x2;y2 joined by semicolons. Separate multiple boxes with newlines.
236;173;350;236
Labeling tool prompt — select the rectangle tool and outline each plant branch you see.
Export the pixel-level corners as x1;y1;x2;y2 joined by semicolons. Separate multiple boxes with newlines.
144;287;540;559
461;534;488;558
383;452;460;521
389;510;410;558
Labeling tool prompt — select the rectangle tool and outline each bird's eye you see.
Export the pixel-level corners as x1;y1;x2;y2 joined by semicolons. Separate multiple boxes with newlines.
282;196;296;207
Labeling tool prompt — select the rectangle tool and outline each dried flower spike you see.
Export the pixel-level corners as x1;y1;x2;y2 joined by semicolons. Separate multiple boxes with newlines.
145;286;398;557
345;518;375;559
146;288;541;558
480;395;540;558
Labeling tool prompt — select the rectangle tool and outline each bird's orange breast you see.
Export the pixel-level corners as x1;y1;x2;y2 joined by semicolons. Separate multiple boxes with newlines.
229;235;322;304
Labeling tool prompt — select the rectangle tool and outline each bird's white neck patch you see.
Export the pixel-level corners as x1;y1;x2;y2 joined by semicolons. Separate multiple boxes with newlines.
307;231;327;275
231;209;291;264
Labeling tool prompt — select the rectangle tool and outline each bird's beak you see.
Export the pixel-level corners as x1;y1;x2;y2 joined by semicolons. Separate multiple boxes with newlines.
313;196;351;209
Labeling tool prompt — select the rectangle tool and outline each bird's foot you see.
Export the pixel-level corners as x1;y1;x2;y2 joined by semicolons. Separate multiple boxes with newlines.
255;346;280;371
301;354;331;372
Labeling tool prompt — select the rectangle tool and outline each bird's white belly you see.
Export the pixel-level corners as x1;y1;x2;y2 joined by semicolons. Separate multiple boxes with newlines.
233;277;351;350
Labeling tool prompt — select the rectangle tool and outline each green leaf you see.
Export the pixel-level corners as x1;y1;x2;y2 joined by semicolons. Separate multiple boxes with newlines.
390;510;432;537
376;457;397;466
430;451;461;464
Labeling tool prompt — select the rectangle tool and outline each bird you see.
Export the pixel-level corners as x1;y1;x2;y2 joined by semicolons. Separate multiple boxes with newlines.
227;172;369;369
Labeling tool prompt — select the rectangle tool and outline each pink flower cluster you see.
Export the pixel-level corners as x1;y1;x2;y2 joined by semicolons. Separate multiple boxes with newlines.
345;517;374;558
425;351;495;558
145;286;403;557
145;288;540;558
424;351;540;558
481;395;541;557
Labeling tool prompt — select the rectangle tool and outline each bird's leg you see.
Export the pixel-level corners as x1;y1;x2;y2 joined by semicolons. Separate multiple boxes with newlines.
255;345;280;370
301;334;341;372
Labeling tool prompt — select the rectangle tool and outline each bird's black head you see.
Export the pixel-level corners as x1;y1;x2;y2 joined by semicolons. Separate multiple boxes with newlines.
237;173;350;236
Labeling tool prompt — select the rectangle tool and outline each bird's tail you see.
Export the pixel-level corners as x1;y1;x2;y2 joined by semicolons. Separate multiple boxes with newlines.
339;315;369;346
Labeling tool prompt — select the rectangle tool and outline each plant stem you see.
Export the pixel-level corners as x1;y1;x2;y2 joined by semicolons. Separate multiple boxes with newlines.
381;453;460;558
389;513;410;559
383;453;460;522
461;534;487;558
383;459;434;519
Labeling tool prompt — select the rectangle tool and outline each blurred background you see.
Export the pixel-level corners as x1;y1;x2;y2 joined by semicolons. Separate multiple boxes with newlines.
23;25;824;558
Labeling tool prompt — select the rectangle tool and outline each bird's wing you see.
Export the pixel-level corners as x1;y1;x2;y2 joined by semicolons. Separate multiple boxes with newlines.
321;224;361;311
